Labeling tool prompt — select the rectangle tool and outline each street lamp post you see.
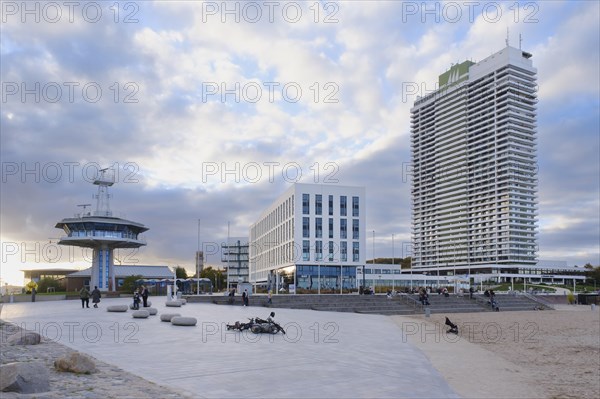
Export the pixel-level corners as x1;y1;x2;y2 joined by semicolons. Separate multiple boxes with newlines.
197;219;200;295
452;242;457;293
372;230;375;293
392;233;395;293
410;256;413;292
227;221;230;292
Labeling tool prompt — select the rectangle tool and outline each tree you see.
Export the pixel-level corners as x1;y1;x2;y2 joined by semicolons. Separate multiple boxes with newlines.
200;266;225;291
584;263;600;284
175;266;188;279
120;275;143;293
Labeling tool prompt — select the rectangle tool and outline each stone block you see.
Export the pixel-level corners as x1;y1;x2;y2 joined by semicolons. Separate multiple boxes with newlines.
0;362;50;393
6;331;41;345
107;305;128;312
160;313;181;322
54;353;97;374
171;317;197;326
132;310;149;319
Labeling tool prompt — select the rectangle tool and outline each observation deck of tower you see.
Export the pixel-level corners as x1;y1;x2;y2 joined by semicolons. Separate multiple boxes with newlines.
55;169;149;291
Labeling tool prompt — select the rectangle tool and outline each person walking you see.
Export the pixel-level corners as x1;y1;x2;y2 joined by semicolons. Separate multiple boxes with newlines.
79;286;90;308
469;286;474;299
242;289;249;307
141;285;149;307
490;289;498;311
31;287;36;302
267;289;272;304
91;286;101;308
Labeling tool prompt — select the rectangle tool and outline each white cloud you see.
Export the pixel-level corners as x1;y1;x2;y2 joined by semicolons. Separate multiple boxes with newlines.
1;0;598;280
533;2;600;100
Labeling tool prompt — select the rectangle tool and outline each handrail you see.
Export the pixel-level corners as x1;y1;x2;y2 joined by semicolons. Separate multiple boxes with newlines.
473;294;494;310
521;292;555;310
397;293;423;312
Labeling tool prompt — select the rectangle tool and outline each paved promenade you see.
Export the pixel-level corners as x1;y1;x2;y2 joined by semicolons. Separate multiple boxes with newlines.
1;298;459;398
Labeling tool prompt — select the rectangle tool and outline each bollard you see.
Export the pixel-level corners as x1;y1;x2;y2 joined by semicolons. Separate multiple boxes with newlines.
425;307;431;317
592;304;596;311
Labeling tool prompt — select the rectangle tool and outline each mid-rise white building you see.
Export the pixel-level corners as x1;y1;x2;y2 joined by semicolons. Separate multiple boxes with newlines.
411;46;538;273
249;183;366;293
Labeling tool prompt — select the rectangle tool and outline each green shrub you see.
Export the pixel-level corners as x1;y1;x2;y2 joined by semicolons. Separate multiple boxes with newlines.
36;277;65;293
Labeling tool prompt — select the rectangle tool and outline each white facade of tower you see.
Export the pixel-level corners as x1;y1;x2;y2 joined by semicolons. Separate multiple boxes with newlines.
56;168;148;292
410;46;538;269
249;183;366;291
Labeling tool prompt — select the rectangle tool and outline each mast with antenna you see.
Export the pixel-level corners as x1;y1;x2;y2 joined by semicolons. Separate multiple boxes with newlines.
519;33;522;49
505;27;510;47
93;168;115;217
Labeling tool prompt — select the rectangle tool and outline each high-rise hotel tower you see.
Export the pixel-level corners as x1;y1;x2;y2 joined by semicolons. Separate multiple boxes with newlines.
410;46;538;272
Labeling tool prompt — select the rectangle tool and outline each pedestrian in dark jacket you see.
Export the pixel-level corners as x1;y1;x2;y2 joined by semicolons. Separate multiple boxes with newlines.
141;285;149;307
91;286;101;308
242;289;249;306
79;286;90;308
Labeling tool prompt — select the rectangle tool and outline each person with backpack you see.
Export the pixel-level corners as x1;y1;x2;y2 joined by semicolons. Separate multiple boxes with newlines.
79;286;90;309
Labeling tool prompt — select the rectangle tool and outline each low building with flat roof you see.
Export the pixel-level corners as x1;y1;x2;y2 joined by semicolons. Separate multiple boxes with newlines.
64;265;173;291
21;268;81;283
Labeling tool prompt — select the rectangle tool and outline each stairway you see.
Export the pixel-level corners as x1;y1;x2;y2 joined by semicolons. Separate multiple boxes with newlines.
475;293;551;311
185;292;550;314
417;293;489;314
186;294;417;315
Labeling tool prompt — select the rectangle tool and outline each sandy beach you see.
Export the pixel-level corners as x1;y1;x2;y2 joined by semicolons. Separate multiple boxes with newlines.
391;305;600;399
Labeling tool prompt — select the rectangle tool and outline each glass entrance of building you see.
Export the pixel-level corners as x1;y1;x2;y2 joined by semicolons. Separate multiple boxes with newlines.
296;265;357;294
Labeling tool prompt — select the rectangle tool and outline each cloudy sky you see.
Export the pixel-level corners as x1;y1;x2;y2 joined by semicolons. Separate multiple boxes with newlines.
1;1;599;285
